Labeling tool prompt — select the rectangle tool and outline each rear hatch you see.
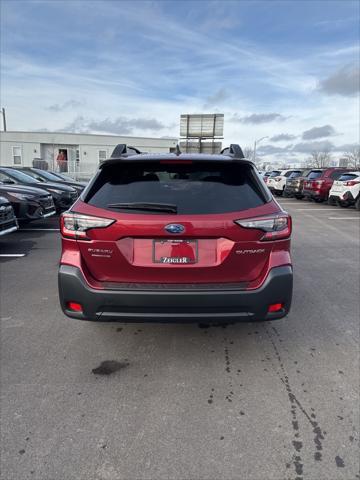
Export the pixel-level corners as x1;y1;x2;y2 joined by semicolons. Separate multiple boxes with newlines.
331;173;360;194
303;170;324;190
70;159;283;284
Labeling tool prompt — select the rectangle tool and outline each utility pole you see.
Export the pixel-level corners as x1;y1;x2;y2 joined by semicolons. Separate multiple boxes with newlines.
1;108;7;131
253;136;268;162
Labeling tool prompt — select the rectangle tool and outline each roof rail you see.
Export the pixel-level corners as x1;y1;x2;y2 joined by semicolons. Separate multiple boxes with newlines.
110;144;142;158
220;144;245;159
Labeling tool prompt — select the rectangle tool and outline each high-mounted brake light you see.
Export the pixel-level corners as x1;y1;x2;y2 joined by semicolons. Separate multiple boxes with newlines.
235;214;292;241
60;212;115;240
160;160;193;164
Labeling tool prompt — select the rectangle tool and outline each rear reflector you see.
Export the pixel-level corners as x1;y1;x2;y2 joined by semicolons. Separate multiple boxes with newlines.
67;301;83;312
268;303;284;313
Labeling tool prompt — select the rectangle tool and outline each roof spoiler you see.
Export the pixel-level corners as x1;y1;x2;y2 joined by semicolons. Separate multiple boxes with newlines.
110;144;143;158
220;144;245;159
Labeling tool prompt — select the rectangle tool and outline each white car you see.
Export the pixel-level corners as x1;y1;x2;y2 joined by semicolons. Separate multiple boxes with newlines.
329;171;360;209
267;169;302;196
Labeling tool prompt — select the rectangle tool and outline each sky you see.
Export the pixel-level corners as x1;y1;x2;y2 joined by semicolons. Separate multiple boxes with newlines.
1;0;359;163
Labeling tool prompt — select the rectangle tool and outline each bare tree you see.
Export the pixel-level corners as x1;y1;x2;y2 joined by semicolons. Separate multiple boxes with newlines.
342;146;360;168
306;150;332;168
242;146;254;160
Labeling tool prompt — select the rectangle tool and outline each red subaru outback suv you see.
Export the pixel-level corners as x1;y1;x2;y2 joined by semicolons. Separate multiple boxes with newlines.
58;144;293;323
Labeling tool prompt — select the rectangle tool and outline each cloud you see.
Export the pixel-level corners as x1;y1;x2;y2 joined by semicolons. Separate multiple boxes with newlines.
231;113;287;124
203;88;230;108
257;140;359;158
270;133;297;142
291;140;335;153
257;144;292;155
47;99;84;112
302;124;337;140
60;115;167;135
318;65;360;97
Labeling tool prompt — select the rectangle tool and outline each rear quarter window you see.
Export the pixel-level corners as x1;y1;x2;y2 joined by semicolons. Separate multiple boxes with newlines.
85;161;269;214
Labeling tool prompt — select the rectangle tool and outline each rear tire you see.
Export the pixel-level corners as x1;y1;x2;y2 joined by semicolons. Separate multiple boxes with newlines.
339;201;349;208
355;197;360;211
328;197;337;206
295;195;303;200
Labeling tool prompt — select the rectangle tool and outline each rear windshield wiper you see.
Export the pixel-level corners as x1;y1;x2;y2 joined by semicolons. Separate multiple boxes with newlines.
107;202;178;213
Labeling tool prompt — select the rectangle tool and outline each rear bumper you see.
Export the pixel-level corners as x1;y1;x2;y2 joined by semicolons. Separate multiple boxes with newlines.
58;265;293;323
302;189;326;200
285;185;301;195
329;191;355;203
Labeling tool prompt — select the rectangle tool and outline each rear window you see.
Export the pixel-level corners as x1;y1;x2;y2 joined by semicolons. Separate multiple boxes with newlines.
269;171;281;177
85;162;268;214
307;170;323;179
337;173;359;182
329;170;347;180
288;171;302;179
285;170;300;177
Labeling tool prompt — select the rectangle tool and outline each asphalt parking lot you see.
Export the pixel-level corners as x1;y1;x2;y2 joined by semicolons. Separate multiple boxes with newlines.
0;198;359;480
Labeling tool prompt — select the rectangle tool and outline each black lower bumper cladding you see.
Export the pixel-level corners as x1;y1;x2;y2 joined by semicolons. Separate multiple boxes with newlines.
59;265;293;323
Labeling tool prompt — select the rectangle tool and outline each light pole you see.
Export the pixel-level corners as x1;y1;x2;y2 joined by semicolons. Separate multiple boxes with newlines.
1;107;7;131
253;136;268;163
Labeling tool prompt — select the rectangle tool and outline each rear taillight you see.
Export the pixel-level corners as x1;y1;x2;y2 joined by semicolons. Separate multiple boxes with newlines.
235;214;292;241
60;212;115;240
344;180;360;186
311;180;324;188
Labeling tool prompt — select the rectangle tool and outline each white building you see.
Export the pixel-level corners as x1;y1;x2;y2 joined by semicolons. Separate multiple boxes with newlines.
0;131;178;180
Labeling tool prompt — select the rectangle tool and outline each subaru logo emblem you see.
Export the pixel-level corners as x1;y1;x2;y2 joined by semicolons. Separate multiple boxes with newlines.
165;224;185;234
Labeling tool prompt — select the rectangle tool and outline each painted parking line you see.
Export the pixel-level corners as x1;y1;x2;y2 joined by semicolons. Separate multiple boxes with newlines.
328;217;360;220
295;208;344;211
19;228;60;232
0;254;26;258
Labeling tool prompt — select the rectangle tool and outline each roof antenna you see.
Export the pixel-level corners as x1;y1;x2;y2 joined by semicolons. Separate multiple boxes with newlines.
175;144;181;156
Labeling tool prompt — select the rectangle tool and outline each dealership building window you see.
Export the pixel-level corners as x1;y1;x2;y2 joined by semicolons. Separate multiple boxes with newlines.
12;146;22;165
98;150;107;162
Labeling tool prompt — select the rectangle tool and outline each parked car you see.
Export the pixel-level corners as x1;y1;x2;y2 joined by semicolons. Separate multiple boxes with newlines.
0;167;78;211
58;143;293;323
329;171;360;209
0;183;56;222
17;167;86;194
302;167;351;203
0;196;18;236
284;169;312;198
267;169;302;196
263;170;280;186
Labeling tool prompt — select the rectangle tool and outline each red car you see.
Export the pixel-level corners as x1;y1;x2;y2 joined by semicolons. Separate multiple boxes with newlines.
302;167;352;202
58;144;293;323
